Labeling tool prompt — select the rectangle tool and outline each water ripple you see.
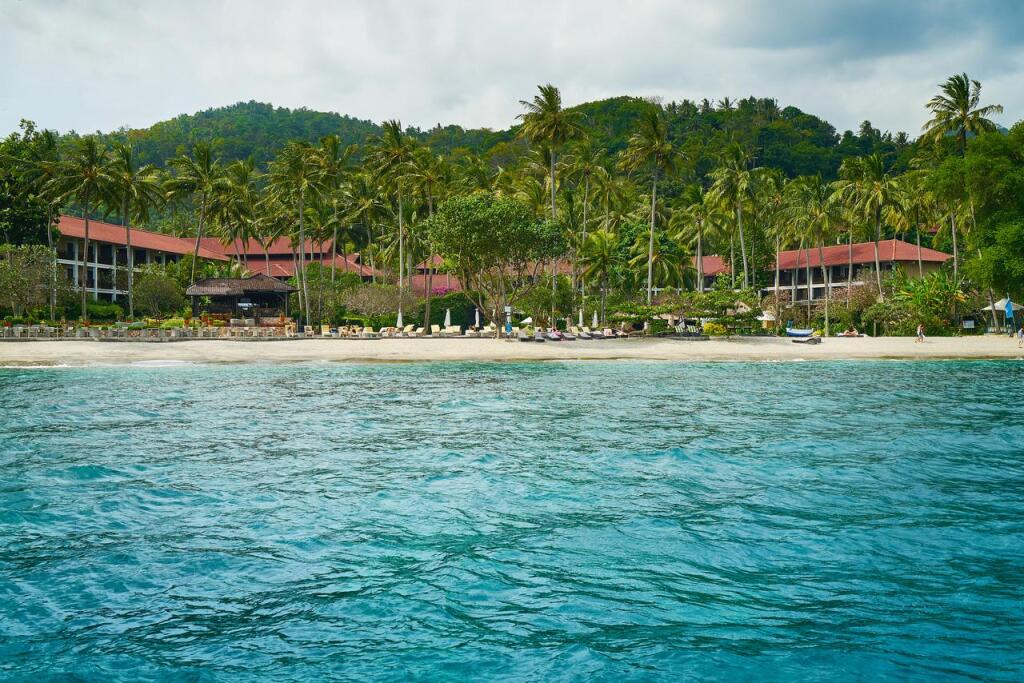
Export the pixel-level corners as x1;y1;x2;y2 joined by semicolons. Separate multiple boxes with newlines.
1;360;1023;681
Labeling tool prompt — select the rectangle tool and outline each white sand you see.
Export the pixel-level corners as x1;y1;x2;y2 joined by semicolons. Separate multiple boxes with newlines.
2;335;1023;366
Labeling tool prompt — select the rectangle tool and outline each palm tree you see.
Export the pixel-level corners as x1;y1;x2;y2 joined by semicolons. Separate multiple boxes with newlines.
517;84;582;222
212;158;260;269
580;229;621;324
266;141;323;325
618;107;682;303
709;144;759;289
104;142;163;318
407;147;451;334
831;153;900;297
340;171;387;282
922;73;1003;155
368;120;415;319
672;185;724;293
24;128;62;319
565;139;604;301
165;142;227;286
315;135;356;283
784;175;837;334
43;136;114;321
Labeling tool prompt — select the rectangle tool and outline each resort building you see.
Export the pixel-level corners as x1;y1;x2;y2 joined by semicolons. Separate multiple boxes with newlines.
185;273;296;318
198;238;382;280
56;215;228;302
697;239;951;301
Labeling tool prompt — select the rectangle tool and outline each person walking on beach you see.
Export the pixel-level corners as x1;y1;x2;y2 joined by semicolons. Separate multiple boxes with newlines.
1017;324;1024;348
916;323;926;343
1006;295;1016;337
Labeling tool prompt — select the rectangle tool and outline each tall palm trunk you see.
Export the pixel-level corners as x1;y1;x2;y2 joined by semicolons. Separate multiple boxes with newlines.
423;193;435;334
397;193;404;324
818;243;830;336
805;240;812;321
697;220;705;293
122;196;134;319
331;224;338;283
791;239;800;305
737;203;749;288
190;194;207;286
297;195;309;326
773;233;780;324
549;151;557;325
950;213;959;284
581;175;589;302
45;209;55;320
847;228;853;309
291;246;304;322
646;174;658;304
916;228;923;277
264;245;271;276
81;199;91;321
872;210;883;296
730;234;735;288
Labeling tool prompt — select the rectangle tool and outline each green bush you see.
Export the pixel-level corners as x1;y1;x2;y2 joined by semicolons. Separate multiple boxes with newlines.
703;321;727;336
85;301;123;322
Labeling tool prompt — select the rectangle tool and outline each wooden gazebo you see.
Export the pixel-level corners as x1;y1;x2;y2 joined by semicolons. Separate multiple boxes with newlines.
186;273;296;317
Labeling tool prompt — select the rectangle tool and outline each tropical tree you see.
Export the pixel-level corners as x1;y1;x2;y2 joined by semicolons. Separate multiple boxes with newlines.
517;84;582;221
580;228;621;323
368;120;416;320
266;141;323;324
618;107;683;303
921;73;1003;155
709;144;759;289
165;142;226;285
104;142;163;318
831;153;900;296
784;175;837;333
406;147;451;333
43;136;114;320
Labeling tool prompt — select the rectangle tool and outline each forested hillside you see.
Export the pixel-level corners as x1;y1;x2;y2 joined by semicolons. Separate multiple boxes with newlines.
84;96;912;181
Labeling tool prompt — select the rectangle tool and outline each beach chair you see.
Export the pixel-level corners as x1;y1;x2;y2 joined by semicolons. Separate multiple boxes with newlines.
602;327;617;338
303;325;315;336
412;326;424;337
321;325;332;337
571;326;591;340
442;325;460;337
463;327;480;338
430;324;442;337
360;326;379;339
402;324;416;337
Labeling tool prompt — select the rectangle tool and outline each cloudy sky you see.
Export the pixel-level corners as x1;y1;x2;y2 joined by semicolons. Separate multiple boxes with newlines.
1;0;1020;137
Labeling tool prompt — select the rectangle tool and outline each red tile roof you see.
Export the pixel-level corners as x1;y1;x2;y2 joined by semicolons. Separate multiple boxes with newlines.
696;255;729;276
199;237;334;257
409;273;463;296
244;254;382;279
775;239;950;270
58;216;228;260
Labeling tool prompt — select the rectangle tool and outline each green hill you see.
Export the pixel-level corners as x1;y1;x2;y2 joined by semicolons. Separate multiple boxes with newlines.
88;96;912;180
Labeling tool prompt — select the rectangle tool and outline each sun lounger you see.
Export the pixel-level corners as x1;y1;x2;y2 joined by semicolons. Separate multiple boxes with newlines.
561;328;576;341
545;328;563;341
442;325;461;337
430;324;441;337
533;329;546;342
360;326;379;339
402;324;416;337
517;328;532;342
303;325;315;336
570;326;591;340
413;326;424;337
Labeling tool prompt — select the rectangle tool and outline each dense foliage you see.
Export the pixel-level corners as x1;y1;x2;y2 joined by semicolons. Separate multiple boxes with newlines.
1;74;1020;336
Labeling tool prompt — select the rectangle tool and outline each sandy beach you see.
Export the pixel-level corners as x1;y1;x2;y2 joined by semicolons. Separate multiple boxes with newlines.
2;335;1023;365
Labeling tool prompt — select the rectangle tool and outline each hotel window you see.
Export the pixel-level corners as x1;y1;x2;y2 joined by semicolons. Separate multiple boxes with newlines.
63;242;77;260
98;269;114;289
66;266;75;284
98;244;114;265
134;248;148;264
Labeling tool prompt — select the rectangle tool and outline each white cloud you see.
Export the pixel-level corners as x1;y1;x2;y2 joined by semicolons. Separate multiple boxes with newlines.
0;0;1019;136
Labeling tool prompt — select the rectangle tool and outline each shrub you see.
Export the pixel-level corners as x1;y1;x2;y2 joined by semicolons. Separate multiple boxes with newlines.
703;321;727;336
86;301;123;322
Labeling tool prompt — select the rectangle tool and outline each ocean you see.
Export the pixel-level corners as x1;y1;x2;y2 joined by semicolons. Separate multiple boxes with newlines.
2;360;1022;680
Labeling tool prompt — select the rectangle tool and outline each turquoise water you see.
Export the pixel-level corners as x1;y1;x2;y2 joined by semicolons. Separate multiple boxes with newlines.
1;360;1023;681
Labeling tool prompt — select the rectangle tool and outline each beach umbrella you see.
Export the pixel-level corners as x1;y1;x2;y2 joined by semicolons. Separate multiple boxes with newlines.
521;316;533;325
475;309;480;328
396;310;403;328
444;309;451;328
592;310;598;327
579;309;583;327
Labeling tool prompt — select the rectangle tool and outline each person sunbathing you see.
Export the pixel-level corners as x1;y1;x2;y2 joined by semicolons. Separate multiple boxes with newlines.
841;327;859;337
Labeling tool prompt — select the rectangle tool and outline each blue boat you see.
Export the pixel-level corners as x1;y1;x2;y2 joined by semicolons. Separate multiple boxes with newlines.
786;328;814;337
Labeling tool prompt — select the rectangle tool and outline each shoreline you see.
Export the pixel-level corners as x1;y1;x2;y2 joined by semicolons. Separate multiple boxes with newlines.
2;336;1023;366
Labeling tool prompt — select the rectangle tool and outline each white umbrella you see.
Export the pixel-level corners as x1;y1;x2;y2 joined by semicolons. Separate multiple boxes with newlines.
983;298;1024;312
475;309;480;327
521;316;533;325
396;310;403;328
578;309;584;327
592;310;598;327
444;309;451;327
